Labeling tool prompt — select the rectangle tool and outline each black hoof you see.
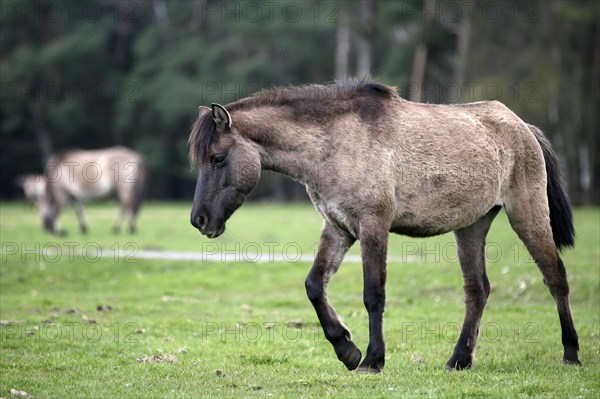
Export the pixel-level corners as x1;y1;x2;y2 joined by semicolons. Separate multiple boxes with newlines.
335;341;362;370
445;354;472;371
563;357;582;366
113;226;121;234
357;355;385;373
80;226;88;234
563;347;581;366
357;364;383;374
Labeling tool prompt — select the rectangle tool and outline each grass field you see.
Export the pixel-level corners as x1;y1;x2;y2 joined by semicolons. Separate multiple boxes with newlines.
1;201;599;398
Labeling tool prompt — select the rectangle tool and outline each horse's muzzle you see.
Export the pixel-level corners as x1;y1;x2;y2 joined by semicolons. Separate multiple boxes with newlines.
191;214;207;230
191;214;225;238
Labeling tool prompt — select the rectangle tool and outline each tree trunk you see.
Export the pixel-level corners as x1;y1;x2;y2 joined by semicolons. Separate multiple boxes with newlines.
153;0;170;29
453;8;471;103
410;0;435;102
33;105;53;165
590;24;600;203
190;0;207;32
356;0;374;78
114;6;134;69
335;8;350;79
410;44;428;102
583;16;600;203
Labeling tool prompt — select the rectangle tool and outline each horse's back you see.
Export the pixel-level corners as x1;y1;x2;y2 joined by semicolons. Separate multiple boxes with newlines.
387;100;535;236
79;146;143;167
309;96;541;238
49;147;144;201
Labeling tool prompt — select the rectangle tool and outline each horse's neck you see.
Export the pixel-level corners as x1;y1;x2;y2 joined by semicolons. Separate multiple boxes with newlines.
259;145;323;186
236;110;325;186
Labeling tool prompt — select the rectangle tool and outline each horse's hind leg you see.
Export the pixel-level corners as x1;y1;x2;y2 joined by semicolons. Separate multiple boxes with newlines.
305;223;362;370
113;205;127;234
504;192;580;365
114;188;137;234
129;210;138;234
447;206;501;370
115;188;140;234
129;198;141;234
74;200;89;234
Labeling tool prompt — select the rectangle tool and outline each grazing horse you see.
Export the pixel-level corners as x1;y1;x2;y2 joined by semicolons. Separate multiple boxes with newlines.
40;147;146;235
188;79;580;372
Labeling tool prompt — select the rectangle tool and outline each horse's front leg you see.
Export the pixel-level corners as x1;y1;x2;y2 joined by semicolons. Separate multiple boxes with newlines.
357;217;389;373
305;222;361;370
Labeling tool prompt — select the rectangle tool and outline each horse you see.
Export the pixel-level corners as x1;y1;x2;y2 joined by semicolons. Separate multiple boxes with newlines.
17;174;46;206
40;146;146;235
187;79;580;372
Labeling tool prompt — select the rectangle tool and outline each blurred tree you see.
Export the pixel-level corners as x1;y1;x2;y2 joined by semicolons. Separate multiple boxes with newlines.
1;0;136;190
465;0;599;203
409;0;434;102
356;0;375;78
335;5;350;79
1;0;597;203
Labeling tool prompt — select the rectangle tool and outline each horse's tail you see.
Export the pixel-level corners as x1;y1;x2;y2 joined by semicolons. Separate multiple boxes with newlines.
132;157;146;216
528;124;575;251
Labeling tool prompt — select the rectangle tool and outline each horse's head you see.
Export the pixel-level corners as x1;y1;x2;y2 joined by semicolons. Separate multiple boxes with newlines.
189;104;261;238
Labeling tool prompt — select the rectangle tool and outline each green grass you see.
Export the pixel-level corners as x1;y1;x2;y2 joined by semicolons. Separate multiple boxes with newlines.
1;201;599;398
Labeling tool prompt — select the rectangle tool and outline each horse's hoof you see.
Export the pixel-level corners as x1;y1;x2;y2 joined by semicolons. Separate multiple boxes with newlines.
563;347;581;366
357;364;383;374
445;362;472;371
337;343;362;370
563;358;582;366
357;356;384;373
445;354;472;371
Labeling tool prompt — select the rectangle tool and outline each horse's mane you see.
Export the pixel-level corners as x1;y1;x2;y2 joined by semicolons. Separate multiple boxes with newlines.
188;78;398;164
226;78;397;112
188;111;218;165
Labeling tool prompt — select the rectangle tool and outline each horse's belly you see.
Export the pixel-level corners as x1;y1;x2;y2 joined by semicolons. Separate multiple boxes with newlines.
66;179;113;200
392;180;501;237
390;207;483;237
390;218;452;237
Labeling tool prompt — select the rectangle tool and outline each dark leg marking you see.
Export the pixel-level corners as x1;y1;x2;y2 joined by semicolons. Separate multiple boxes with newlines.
506;203;581;366
305;223;361;370
357;218;388;373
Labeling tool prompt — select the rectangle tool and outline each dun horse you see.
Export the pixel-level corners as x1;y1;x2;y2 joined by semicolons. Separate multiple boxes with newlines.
40;147;146;235
188;80;580;372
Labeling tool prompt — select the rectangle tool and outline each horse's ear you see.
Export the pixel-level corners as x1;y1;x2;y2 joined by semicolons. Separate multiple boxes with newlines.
211;103;232;129
198;106;211;118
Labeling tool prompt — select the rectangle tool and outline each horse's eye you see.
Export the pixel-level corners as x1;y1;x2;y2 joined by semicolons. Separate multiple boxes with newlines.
212;155;227;168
